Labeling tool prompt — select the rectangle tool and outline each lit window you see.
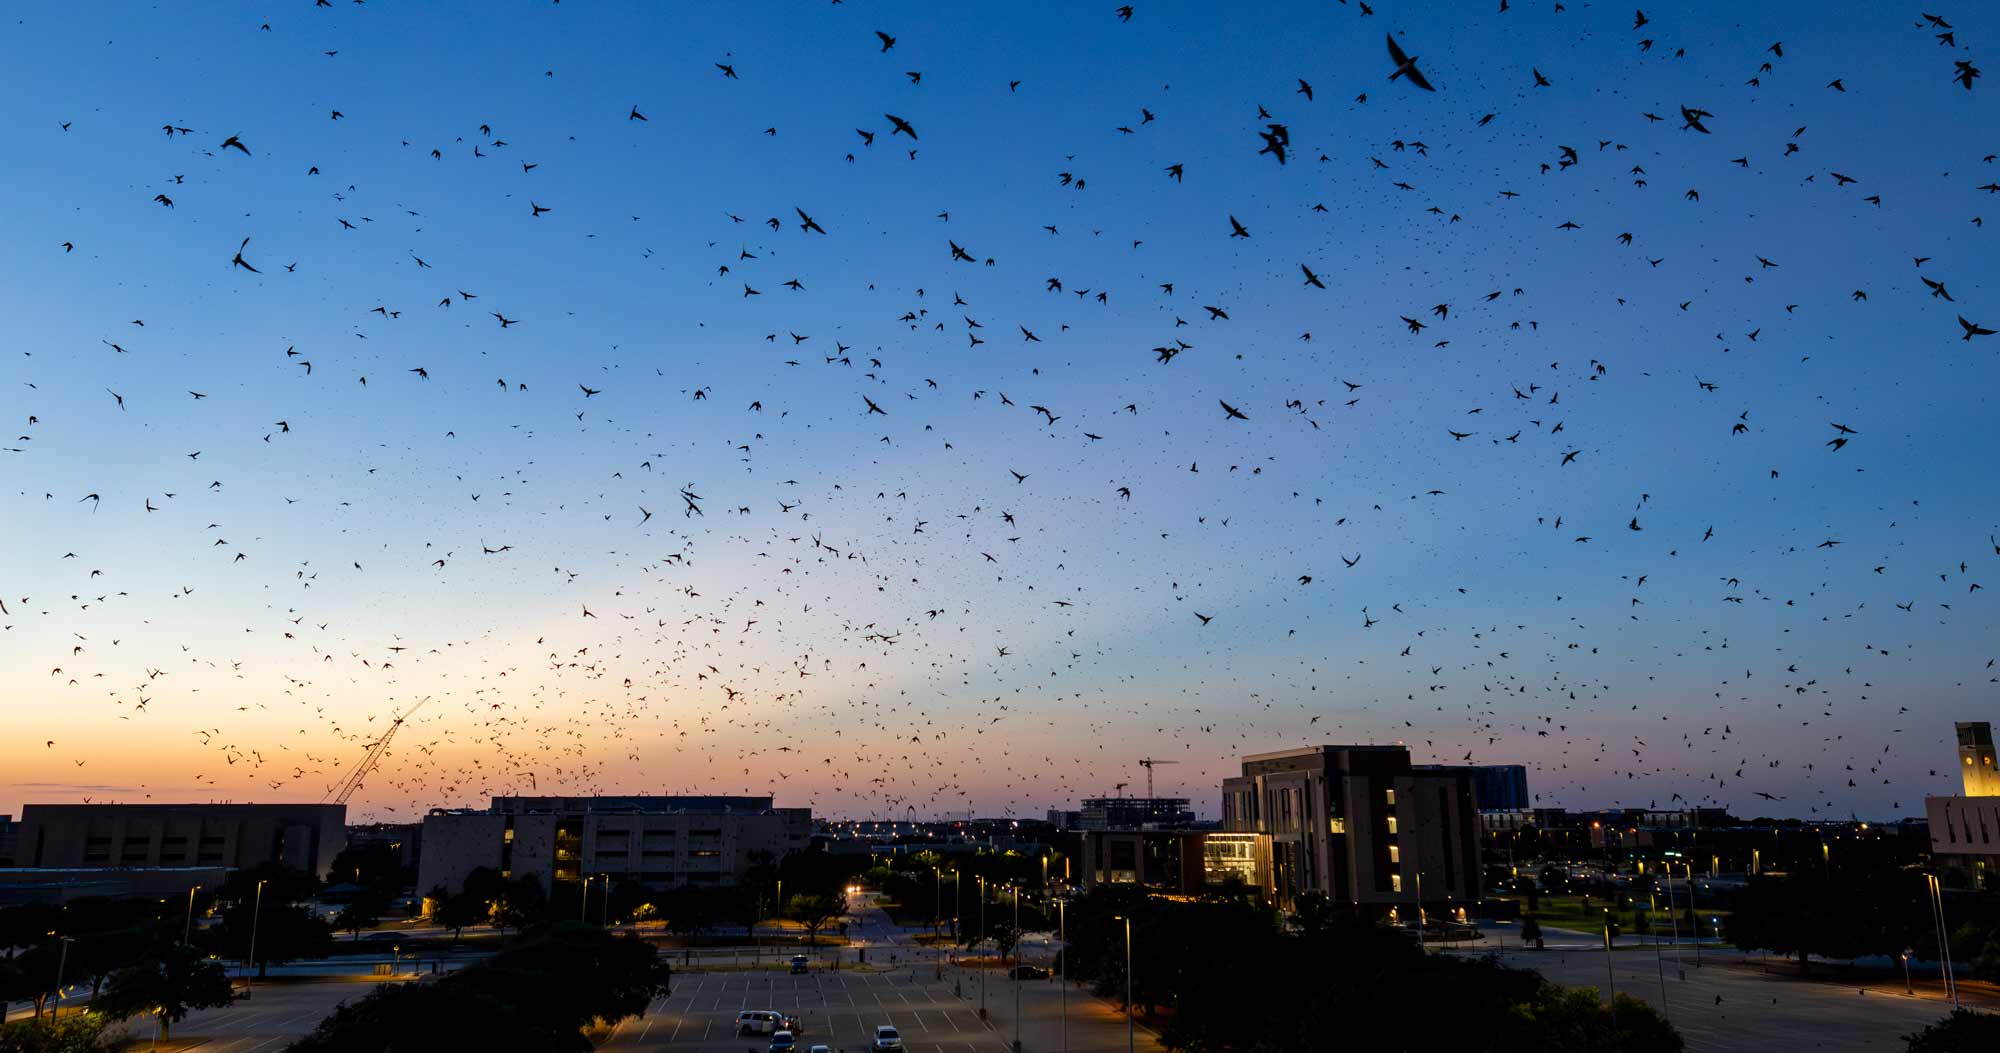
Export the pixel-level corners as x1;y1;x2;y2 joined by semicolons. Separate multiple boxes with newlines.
1391;874;1402;893
1386;816;1398;834
1328;818;1345;834
1385;789;1396;806
1388;845;1400;863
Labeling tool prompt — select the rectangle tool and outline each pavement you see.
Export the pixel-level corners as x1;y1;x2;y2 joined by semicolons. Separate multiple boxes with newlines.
3;893;1158;1053
1461;921;1979;1053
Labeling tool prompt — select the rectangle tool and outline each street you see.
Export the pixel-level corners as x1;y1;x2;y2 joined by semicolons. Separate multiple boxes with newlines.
1468;931;1968;1052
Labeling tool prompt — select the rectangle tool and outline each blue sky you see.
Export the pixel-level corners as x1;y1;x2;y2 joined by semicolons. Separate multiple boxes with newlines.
1;1;1995;822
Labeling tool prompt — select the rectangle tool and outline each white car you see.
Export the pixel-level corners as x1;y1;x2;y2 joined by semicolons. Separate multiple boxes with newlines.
738;1010;786;1035
873;1025;904;1051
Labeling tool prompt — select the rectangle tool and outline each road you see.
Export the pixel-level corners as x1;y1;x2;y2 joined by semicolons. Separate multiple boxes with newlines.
30;893;1158;1053
1466;932;1969;1052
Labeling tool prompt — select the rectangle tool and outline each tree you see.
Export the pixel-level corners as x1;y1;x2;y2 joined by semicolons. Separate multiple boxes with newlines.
661;886;716;942
991;924;1022;964
1729;869;1926;976
1520;917;1543;946
785;893;849;947
429;888;484;943
95;944;235;1043
286;978;557;1053
1291;890;1336;937
490;875;549;939
1905;1009;2000;1052
207;901;333;978
287;923;669;1053
333;897;383;941
1495;986;1681;1053
0;1012;115;1053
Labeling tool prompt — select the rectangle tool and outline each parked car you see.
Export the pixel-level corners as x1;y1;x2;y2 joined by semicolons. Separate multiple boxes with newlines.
738;1011;786;1036
809;1047;831;1053
790;954;810;974
769;1031;797;1053
1006;965;1050;980
873;1025;904;1051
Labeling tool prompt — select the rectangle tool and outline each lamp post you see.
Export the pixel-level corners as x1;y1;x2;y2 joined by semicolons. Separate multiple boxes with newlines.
933;868;942;937
1901;949;1914;997
1120;915;1134;1053
184;885;201;946
51;934;75;1020
978;875;988;1019
1011;885;1021;1053
1058;898;1068;1053
247;878;269;982
1927;874;1958;1008
1684;864;1701;969
1664;867;1683;976
1602;913;1617;1028
580;874;590;924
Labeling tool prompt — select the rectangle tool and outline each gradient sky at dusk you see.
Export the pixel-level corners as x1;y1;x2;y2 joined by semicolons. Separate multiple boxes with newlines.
3;1;1996;823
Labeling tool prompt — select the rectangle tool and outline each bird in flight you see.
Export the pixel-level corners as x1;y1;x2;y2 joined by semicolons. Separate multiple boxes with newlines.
1386;35;1435;92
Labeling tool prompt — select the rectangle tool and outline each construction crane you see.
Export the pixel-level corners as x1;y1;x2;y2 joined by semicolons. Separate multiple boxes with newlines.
323;697;429;806
1137;757;1180;798
1112;781;1131;798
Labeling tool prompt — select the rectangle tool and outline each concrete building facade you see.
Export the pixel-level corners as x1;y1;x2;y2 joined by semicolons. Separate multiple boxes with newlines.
417;795;811;894
1220;745;1481;916
1076;797;1196;830
14;803;347;879
1957;722;2000;797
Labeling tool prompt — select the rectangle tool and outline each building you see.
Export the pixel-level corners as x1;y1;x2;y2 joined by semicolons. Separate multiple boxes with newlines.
12;803;347;879
0;866;229;907
344;822;423;872
1926;722;2000;888
417;795;811;895
1416;763;1530;812
0;815;16;868
1958;723;2000;797
1074;829;1272;896
1045;809;1083;831
1076;797;1196;830
1221;745;1481;917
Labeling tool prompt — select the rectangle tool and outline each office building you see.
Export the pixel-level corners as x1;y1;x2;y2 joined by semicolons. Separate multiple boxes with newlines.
0;866;229;907
1416;763;1530;812
0;815;16;868
417;795;810;894
1074;829;1272;896
1076;797;1196;830
13;803;347;879
1221;745;1481;916
1925;722;2000;888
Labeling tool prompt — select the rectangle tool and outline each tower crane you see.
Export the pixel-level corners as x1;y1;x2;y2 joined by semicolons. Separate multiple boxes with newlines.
1137;756;1180;798
323;697;429;806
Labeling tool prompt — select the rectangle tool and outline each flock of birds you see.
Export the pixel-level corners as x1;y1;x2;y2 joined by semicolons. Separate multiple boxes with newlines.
4;3;1997;825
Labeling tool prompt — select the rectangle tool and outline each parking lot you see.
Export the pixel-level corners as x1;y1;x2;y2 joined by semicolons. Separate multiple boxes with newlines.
601;967;1023;1053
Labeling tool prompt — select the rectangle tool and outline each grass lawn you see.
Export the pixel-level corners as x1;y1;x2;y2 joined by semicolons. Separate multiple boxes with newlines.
1504;892;1730;942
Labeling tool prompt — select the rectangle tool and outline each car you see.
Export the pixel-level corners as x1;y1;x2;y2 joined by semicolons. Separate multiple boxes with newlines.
809;1047;831;1053
769;1031;797;1053
738;1010;786;1036
872;1025;904;1051
1006;964;1050;980
790;954;810;974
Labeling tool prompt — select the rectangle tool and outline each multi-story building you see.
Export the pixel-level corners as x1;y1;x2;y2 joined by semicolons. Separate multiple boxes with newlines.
1925;721;2000;887
1076;797;1196;830
1074;829;1272;896
12;803;347;879
0;814;16;868
1416;764;1530;812
417;795;811;894
1220;745;1481;917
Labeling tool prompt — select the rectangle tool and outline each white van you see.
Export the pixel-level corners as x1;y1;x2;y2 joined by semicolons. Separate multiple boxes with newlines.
739;1010;786;1035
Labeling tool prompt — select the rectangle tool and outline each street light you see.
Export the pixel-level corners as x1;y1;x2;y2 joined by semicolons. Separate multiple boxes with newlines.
184;885;201;946
978;875;988;1019
51;934;75;1020
1011;884;1021;1053
1057;897;1068;1053
1112;914;1134;1053
246;879;269;982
